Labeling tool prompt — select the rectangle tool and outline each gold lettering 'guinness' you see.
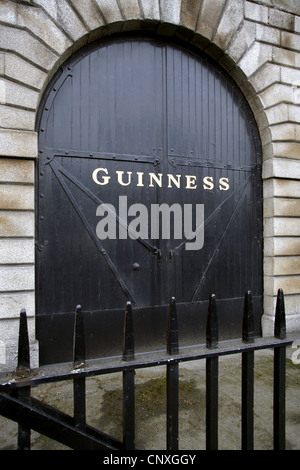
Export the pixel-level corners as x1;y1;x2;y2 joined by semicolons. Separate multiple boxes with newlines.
92;168;230;191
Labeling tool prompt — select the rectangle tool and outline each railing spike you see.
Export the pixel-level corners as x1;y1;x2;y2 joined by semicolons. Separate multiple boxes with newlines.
206;294;218;349
17;308;30;375
123;301;134;361
167;297;178;355
242;290;255;343
274;289;286;340
73;305;85;368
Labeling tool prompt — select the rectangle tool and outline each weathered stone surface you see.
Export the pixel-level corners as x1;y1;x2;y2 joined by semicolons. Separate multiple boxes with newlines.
2;52;47;91
284;296;300;316
0;25;58;71
118;0;141;19
0;79;39;110
271;0;300;16
259;83;294;109
180;0;202;31
269;8;294;30
0;238;34;265
94;0;123;23
31;0;57;19
256;23;281;46
160;0;181;24
264;103;288;126
69;0;105;30
264;236;300;256
244;1;269;23
288;103;300;122
281;66;300;86
0;333;39;372
0;1;17;23
273;46;298;67
196;0;226;40
0;211;34;237
213;0;244;50
264;178;300;198
266;275;300;296
0;158;34;183
32;0;88;40
139;0;160;20
249;0;300;16
272;141;300;159
0;185;34;211
249;63;281;92
281;31;300;51
56;0;88;41
17;5;72;55
0;291;35;320
0;130;37;158
264;217;300;237
0;316;35;346
262;310;300;336
274;257;300;275
226;20;256;63
0;265;35;292
268;123;300;142
263;157;300;179
238;42;273;77
0;104;35;131
264;197;300;218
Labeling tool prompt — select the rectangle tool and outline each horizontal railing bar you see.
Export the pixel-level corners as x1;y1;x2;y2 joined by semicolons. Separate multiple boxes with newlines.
0;333;298;391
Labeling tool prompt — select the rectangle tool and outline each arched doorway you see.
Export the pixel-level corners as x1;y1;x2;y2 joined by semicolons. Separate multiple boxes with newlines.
36;35;262;365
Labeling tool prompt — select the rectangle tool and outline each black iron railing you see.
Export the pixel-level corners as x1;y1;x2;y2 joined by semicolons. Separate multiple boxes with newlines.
0;289;297;450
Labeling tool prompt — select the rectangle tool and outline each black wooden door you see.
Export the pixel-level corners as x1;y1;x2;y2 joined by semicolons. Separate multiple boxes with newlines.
36;36;262;365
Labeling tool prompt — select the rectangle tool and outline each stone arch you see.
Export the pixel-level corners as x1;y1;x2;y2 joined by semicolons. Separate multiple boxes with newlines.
0;0;299;370
33;2;268;147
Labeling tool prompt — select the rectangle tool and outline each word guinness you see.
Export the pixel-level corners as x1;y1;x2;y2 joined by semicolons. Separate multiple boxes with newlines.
92;168;230;191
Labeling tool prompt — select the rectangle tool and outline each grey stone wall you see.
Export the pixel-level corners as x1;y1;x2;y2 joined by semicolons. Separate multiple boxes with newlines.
0;0;299;371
